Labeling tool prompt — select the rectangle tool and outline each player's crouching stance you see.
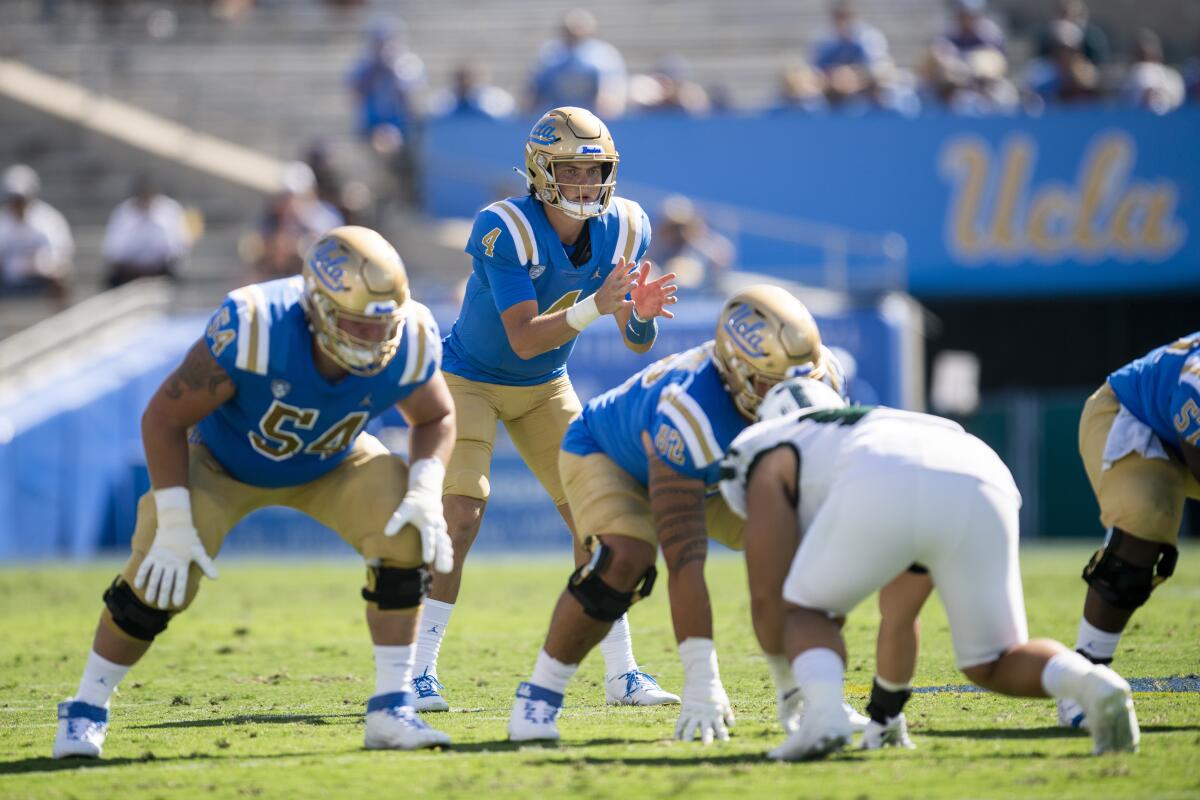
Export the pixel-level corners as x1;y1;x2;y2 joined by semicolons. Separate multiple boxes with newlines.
54;227;456;758
721;378;1140;761
507;286;853;744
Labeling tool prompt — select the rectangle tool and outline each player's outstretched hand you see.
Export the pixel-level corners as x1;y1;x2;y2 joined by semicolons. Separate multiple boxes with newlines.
630;260;678;320
384;458;454;574
675;696;732;744
135;491;218;610
593;257;640;316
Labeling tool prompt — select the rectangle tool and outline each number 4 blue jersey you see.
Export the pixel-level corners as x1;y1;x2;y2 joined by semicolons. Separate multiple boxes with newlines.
442;193;651;387
561;343;748;491
194;276;441;487
1107;332;1200;457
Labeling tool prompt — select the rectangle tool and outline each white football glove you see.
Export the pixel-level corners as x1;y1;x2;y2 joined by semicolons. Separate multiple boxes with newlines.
134;487;218;610
675;638;735;744
384;457;453;574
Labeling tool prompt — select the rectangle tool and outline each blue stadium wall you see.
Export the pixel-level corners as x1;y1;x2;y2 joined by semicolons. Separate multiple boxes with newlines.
0;298;915;560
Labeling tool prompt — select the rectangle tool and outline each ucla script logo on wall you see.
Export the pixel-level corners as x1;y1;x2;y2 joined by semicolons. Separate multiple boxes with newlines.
940;131;1185;264
724;304;767;357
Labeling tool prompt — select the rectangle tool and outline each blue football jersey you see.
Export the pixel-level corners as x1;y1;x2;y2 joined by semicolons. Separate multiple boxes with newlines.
561;343;748;492
1108;332;1200;457
194;277;442;488
443;193;651;386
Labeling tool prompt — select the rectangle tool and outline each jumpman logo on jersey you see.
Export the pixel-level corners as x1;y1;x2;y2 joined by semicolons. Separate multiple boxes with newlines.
591;267;602;280
360;393;373;407
428;624;440;634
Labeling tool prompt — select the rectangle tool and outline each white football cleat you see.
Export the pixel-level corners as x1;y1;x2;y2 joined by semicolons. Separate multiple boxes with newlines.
53;699;108;759
844;702;870;733
605;671;680;706
1056;697;1088;730
411;667;450;712
508;682;563;742
364;692;451;750
1078;666;1139;755
768;700;853;761
860;713;916;750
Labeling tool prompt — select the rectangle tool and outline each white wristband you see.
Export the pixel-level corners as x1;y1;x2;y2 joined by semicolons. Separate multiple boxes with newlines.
153;486;192;529
679;637;721;683
407;457;446;495
565;293;601;332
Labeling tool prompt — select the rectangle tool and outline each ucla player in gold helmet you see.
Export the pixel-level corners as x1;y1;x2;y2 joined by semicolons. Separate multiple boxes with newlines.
54;227;459;758
507;285;863;744
410;107;680;712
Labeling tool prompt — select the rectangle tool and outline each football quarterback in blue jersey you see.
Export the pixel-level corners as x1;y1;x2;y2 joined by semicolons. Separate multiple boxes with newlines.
54;227;459;759
411;107;679;712
507;285;852;744
1057;333;1200;729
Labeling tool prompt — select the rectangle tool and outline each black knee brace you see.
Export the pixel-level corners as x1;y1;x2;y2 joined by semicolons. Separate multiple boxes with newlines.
1082;530;1179;610
362;565;430;610
103;577;171;641
566;537;657;623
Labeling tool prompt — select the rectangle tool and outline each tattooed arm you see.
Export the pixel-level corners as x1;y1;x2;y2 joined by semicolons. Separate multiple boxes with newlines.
142;338;236;490
643;431;713;644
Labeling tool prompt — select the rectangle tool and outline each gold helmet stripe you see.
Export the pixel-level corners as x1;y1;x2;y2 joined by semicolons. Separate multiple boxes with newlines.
659;386;721;467
490;200;538;266
230;283;271;375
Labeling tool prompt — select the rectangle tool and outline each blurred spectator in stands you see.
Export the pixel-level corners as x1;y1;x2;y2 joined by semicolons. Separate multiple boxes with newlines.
769;60;828;114
1121;29;1185;115
102;174;193;288
0;164;72;303
646;195;734;294
855;61;922;116
529;8;627;118
921;42;1019;115
429;60;517;120
1037;1;1109;66
628;55;711;116
940;0;1006;56
811;0;891;72
1025;19;1099;105
348;15;426;209
245;162;342;281
303;139;371;226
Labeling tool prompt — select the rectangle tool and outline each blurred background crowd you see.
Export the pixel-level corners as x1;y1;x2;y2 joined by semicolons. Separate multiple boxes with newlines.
2;0;1198;316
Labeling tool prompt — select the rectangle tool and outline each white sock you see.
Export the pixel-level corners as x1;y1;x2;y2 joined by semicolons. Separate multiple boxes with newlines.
1074;618;1122;664
791;648;845;710
74;650;131;708
599;614;638;677
766;653;798;693
530;649;579;695
1041;650;1094;699
374;645;415;697
413;599;454;677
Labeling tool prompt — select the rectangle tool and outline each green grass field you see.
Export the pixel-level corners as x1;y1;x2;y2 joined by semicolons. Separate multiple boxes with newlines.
2;545;1197;799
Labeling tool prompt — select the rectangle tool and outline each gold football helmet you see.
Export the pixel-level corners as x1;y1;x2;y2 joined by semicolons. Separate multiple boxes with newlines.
712;285;828;420
301;226;410;376
523;106;619;220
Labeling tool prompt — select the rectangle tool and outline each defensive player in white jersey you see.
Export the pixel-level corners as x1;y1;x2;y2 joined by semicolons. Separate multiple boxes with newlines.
720;378;1140;760
54;227;457;758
